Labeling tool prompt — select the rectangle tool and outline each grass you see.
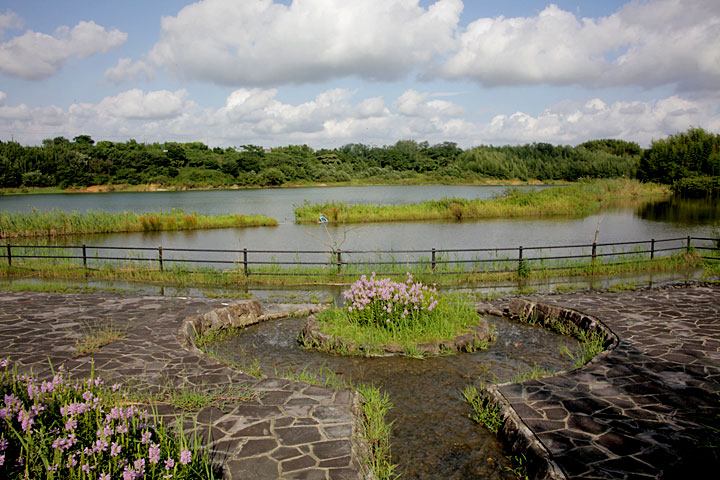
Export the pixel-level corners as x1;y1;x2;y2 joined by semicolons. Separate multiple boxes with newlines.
461;385;504;434
0;244;710;292
73;324;126;358
294;179;669;224
0;359;221;480
0;208;277;238
303;275;485;355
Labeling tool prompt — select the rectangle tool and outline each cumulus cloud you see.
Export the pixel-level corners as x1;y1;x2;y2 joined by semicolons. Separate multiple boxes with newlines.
146;0;462;85
1;88;718;149
0;19;126;80
437;0;720;91
104;58;154;84
95;89;191;119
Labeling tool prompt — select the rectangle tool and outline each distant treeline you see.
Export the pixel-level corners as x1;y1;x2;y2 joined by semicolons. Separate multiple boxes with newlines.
0;129;716;196
0;136;640;190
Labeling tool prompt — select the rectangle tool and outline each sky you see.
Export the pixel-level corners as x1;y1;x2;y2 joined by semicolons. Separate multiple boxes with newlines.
0;0;719;149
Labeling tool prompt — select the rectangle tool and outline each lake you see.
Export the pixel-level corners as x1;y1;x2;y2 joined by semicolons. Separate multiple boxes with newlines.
1;185;717;257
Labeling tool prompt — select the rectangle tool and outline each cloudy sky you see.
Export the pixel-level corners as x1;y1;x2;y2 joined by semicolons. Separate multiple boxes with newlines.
1;0;718;149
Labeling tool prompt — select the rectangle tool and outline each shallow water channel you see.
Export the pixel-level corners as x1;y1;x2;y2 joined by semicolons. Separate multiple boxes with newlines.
211;313;580;479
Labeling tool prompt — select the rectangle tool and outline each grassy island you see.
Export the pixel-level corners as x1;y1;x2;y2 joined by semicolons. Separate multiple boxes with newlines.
0;209;277;238
299;274;492;357
293;179;669;224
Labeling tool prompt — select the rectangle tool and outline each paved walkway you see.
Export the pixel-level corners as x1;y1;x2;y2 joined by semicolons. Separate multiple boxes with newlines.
2;285;719;479
481;283;720;479
0;292;368;480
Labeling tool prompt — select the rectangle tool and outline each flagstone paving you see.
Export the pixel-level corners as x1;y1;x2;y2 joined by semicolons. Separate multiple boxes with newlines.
479;283;720;479
0;292;370;480
2;284;719;479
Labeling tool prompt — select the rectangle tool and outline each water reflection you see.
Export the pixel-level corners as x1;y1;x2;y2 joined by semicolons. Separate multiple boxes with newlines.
637;197;720;225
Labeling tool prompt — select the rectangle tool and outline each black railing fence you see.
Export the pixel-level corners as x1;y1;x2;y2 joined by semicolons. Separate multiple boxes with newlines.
2;236;718;278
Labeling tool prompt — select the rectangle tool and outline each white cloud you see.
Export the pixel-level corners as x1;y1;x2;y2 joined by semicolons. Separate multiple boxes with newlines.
392;89;465;117
438;0;720;91
95;89;191;119
104;58;154;84
0;90;6;105
0;10;23;38
0;20;126;80
146;0;462;85
1;88;718;149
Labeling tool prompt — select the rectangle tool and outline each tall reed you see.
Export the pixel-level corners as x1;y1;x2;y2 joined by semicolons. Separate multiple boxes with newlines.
293;179;669;224
0;209;277;238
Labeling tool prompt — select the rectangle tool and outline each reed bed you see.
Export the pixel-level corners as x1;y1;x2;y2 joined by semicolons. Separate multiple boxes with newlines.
0;209;278;238
294;179;669;224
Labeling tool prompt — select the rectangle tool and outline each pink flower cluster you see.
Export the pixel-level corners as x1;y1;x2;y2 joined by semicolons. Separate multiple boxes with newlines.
0;357;201;479
344;273;439;327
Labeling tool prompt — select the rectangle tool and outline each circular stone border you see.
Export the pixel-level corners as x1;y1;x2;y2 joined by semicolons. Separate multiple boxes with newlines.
299;314;494;356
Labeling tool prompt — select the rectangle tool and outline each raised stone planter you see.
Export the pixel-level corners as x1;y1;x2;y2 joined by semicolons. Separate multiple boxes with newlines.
299;314;494;356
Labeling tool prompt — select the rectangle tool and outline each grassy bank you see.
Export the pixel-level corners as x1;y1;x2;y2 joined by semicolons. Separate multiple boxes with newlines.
0;209;277;238
294;179;669;224
0;246;712;289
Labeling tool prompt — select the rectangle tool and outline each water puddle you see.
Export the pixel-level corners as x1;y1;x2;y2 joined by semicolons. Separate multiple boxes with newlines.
211;314;579;479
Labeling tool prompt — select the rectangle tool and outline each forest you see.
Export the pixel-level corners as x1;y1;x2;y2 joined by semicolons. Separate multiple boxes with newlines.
0;128;717;196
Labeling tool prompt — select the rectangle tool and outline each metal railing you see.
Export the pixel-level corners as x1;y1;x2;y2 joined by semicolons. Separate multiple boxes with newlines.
2;236;718;278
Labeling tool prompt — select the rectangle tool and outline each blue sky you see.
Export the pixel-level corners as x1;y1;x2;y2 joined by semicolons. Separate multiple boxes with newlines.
0;0;718;148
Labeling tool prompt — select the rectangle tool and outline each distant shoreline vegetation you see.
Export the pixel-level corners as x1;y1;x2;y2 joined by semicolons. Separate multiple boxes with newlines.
294;179;669;224
0;209;277;239
1;127;716;196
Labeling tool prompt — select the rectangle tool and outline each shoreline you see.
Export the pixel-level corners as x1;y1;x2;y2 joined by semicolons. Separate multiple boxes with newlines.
0;178;566;196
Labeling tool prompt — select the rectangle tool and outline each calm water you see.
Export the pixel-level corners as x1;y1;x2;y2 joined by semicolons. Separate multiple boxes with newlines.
1;186;717;262
212;314;579;479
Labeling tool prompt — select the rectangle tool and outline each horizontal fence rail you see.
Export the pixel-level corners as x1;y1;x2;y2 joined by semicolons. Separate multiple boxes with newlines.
1;236;718;278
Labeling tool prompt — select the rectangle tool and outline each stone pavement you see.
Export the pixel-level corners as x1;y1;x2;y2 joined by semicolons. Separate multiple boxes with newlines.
0;291;370;480
479;283;720;479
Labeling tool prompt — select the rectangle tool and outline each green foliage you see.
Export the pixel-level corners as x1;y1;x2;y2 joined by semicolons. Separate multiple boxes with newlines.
462;385;504;433
638;127;720;197
0;209;277;238
294;179;668;224
0;132;656;190
0;359;220;479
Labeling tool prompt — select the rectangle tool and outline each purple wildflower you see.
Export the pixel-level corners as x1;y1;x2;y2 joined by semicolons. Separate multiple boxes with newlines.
141;430;152;444
165;457;175;469
111;442;122;457
149;443;161;464
180;449;192;465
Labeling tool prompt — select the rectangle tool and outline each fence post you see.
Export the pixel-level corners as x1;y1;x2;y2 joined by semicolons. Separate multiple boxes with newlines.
591;242;597;261
650;239;655;260
336;249;342;274
158;246;164;272
6;244;11;266
82;244;87;268
431;248;436;271
243;248;248;276
686;236;691;253
518;245;523;275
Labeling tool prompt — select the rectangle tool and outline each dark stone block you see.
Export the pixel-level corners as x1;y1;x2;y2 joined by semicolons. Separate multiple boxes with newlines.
312;439;352;459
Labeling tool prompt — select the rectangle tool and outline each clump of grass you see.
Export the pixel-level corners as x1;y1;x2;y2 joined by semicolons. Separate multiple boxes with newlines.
0;208;277;238
73;324;126;358
462;385;504;434
560;330;608;369
355;384;398;480
306;273;482;353
0;358;220;479
294;179;668;224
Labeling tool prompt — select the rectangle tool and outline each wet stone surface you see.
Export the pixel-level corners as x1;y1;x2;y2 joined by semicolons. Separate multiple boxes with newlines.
0;292;367;480
482;284;720;479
